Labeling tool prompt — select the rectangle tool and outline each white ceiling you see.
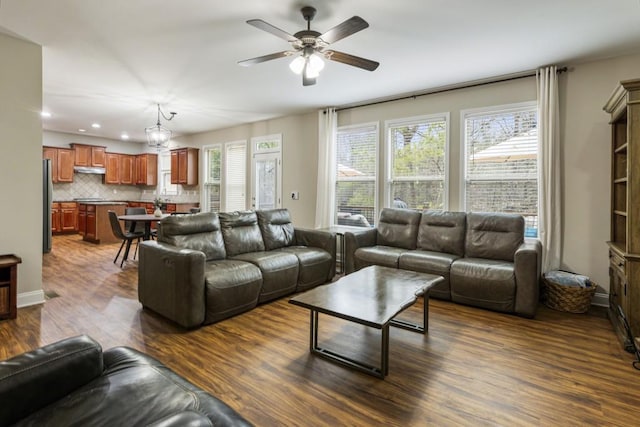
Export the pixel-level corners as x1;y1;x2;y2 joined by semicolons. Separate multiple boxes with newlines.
1;0;640;143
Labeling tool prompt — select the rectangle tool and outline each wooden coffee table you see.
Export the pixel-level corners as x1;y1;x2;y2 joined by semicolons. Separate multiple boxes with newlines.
289;265;444;378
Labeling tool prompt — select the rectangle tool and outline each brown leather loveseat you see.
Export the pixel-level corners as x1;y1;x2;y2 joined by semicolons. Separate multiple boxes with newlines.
0;335;252;426
344;208;542;317
139;209;335;328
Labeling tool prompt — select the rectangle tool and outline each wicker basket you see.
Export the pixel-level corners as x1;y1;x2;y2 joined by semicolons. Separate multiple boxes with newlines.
542;277;597;313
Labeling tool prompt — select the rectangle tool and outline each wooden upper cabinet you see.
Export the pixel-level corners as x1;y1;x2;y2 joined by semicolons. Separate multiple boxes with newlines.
120;154;135;185
136;154;157;186
43;146;74;183
170;148;198;186
56;148;75;183
71;144;106;167
104;153;120;184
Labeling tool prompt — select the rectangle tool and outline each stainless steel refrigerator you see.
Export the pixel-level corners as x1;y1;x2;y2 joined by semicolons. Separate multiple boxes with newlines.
43;159;53;253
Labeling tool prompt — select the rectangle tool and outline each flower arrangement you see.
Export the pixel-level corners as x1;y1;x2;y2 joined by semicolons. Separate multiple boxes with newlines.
153;197;164;209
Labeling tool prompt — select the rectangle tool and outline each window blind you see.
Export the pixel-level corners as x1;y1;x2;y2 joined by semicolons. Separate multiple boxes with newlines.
225;142;246;211
335;124;377;227
464;106;538;236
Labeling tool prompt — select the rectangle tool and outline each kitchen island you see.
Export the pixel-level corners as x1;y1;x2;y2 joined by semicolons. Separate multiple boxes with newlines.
78;202;127;244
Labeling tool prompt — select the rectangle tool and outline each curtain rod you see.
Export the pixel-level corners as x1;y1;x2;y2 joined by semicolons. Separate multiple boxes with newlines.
332;67;568;113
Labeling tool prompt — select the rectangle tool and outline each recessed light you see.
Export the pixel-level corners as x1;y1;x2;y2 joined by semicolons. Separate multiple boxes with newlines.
78;128;86;132
121;133;129;140
91;123;101;129
40;111;51;118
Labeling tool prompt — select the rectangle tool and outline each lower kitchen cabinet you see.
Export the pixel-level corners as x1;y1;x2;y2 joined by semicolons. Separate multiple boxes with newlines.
82;203;127;244
52;202;78;234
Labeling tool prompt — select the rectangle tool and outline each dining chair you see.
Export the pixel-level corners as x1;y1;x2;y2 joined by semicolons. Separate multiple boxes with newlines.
125;206;157;240
108;210;144;268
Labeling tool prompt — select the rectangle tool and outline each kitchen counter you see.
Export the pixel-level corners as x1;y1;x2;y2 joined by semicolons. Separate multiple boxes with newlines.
78;202;126;244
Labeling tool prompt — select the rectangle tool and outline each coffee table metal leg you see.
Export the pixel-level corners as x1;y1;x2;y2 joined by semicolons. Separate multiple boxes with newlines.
381;325;389;376
390;292;429;334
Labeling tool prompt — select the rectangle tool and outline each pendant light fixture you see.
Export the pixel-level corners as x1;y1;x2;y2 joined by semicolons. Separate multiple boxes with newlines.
145;104;177;149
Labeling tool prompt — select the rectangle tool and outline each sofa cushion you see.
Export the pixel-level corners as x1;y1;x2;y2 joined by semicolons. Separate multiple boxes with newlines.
464;212;524;261
354;245;408;270
376;208;421;250
450;257;516;312
417;210;466;256
256;209;295;250
159;212;226;261
399;249;460;300
279;246;333;291
219;211;265;257
203;260;263;325
232;251;299;303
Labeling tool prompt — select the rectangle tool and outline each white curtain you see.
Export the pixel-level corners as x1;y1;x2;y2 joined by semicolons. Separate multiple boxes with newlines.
315;108;337;229
537;66;562;272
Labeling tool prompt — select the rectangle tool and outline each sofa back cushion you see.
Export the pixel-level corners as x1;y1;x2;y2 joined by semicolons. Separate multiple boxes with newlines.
257;209;295;250
465;212;524;261
377;208;421;250
159;212;226;261
219;211;265;256
418;210;466;256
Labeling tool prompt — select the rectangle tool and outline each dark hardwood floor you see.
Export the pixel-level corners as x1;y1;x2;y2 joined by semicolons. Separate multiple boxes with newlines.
1;234;640;426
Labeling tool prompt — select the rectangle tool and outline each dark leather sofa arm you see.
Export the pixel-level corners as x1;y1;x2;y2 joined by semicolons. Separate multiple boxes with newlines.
514;238;543;318
0;335;103;426
139;240;207;329
295;227;337;277
103;347;254;427
344;228;377;274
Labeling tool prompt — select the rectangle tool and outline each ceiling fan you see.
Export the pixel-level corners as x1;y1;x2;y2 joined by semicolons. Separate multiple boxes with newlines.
238;6;379;86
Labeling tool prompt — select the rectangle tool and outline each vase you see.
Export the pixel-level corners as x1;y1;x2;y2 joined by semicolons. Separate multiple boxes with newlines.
153;207;162;217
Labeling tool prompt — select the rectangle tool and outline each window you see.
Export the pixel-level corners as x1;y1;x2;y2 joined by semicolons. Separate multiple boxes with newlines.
203;145;221;212
335;123;378;227
386;114;448;210
463;102;538;237
251;134;282;210
225;141;247;211
159;151;177;196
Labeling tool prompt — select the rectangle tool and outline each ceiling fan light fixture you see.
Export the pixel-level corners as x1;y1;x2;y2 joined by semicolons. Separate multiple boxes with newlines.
145;103;177;149
289;56;306;74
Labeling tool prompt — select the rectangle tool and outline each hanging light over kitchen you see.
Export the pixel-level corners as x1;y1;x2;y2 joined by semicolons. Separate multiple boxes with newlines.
145;104;177;149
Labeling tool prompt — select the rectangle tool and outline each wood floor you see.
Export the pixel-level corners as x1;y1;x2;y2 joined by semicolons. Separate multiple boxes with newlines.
2;234;640;426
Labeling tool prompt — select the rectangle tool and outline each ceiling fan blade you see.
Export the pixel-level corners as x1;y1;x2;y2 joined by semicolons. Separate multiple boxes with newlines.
325;50;379;71
319;16;369;45
247;19;299;42
238;51;292;67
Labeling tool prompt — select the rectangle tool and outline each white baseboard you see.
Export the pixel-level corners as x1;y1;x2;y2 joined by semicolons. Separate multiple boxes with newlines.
592;292;609;308
17;290;46;308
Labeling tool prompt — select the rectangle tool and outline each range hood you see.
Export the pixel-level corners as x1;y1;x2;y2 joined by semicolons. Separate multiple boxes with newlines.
74;166;106;174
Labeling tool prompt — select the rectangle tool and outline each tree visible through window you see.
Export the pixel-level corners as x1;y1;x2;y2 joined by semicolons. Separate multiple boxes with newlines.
463;103;538;237
335;123;377;227
388;115;447;210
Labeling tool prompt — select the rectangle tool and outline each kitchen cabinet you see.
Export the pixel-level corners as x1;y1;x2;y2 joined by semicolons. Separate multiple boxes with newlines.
52;202;78;234
120;155;135;185
51;202;60;233
105;153;120;184
0;254;21;320
170;148;198;186
82;203;126;244
71;144;106;167
43;146;74;183
78;203;86;236
135;154;158;186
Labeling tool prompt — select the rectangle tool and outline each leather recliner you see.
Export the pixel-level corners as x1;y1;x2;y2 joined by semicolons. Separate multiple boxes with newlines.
0;335;252;426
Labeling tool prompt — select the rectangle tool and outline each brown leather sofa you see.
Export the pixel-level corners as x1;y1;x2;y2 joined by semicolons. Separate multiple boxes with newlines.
0;335;252;426
139;209;335;328
344;209;542;317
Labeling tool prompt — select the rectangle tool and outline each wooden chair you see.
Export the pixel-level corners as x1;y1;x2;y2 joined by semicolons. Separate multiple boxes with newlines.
108;211;144;267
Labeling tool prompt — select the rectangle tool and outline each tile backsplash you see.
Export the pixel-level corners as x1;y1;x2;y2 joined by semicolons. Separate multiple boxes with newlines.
52;173;199;203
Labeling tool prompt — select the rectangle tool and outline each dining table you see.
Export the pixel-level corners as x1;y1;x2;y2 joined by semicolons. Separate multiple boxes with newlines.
117;213;170;240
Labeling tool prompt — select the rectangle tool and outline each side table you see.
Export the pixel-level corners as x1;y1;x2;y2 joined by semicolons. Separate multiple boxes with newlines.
0;254;22;320
319;226;361;274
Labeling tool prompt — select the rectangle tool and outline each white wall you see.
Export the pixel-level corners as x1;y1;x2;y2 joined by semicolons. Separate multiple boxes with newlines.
560;52;640;292
0;33;43;305
182;111;318;227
